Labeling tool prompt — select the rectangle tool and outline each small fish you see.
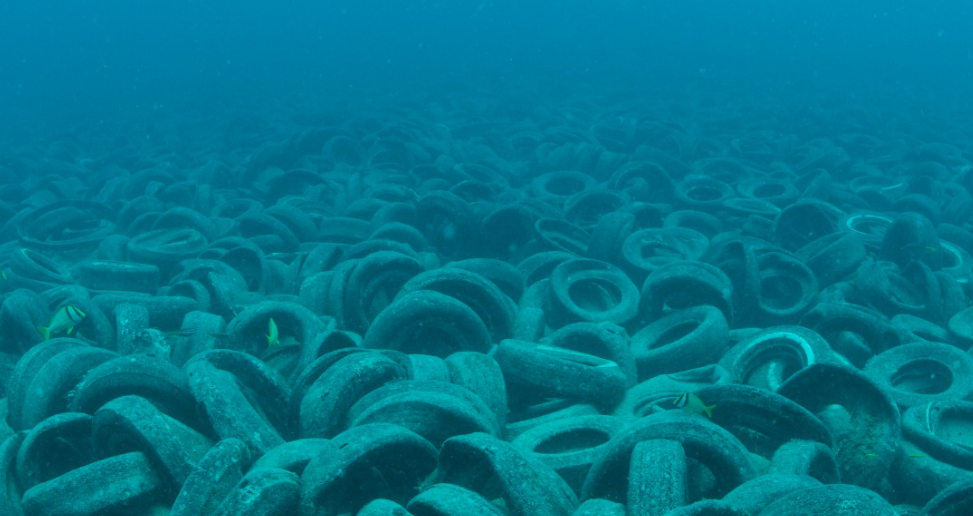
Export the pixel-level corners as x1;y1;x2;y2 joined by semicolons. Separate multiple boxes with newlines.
536;345;611;367
909;454;926;459
143;327;197;338
139;327;197;350
267;318;280;348
0;269;7;281
673;392;716;419
863;452;879;458
166;328;198;337
902;243;941;255
37;305;86;341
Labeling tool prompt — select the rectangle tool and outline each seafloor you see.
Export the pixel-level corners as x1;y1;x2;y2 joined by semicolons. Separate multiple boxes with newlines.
1;84;973;516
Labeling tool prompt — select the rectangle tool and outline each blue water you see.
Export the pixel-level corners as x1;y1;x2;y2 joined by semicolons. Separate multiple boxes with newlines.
2;1;971;128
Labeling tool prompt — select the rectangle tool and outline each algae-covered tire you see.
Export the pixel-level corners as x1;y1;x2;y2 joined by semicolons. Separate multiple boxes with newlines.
760;484;895;516
549;258;639;327
92;395;213;493
185;350;290;453
213;467;301;516
406;483;505;516
631;305;728;381
511;414;622;495
21;452;166;516
433;432;577;516
301;423;438;515
363;290;492;356
169;439;251;516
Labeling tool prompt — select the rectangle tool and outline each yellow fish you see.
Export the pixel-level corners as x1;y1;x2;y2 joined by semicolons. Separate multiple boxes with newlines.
267;318;280;348
37;305;86;340
673;392;716;419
